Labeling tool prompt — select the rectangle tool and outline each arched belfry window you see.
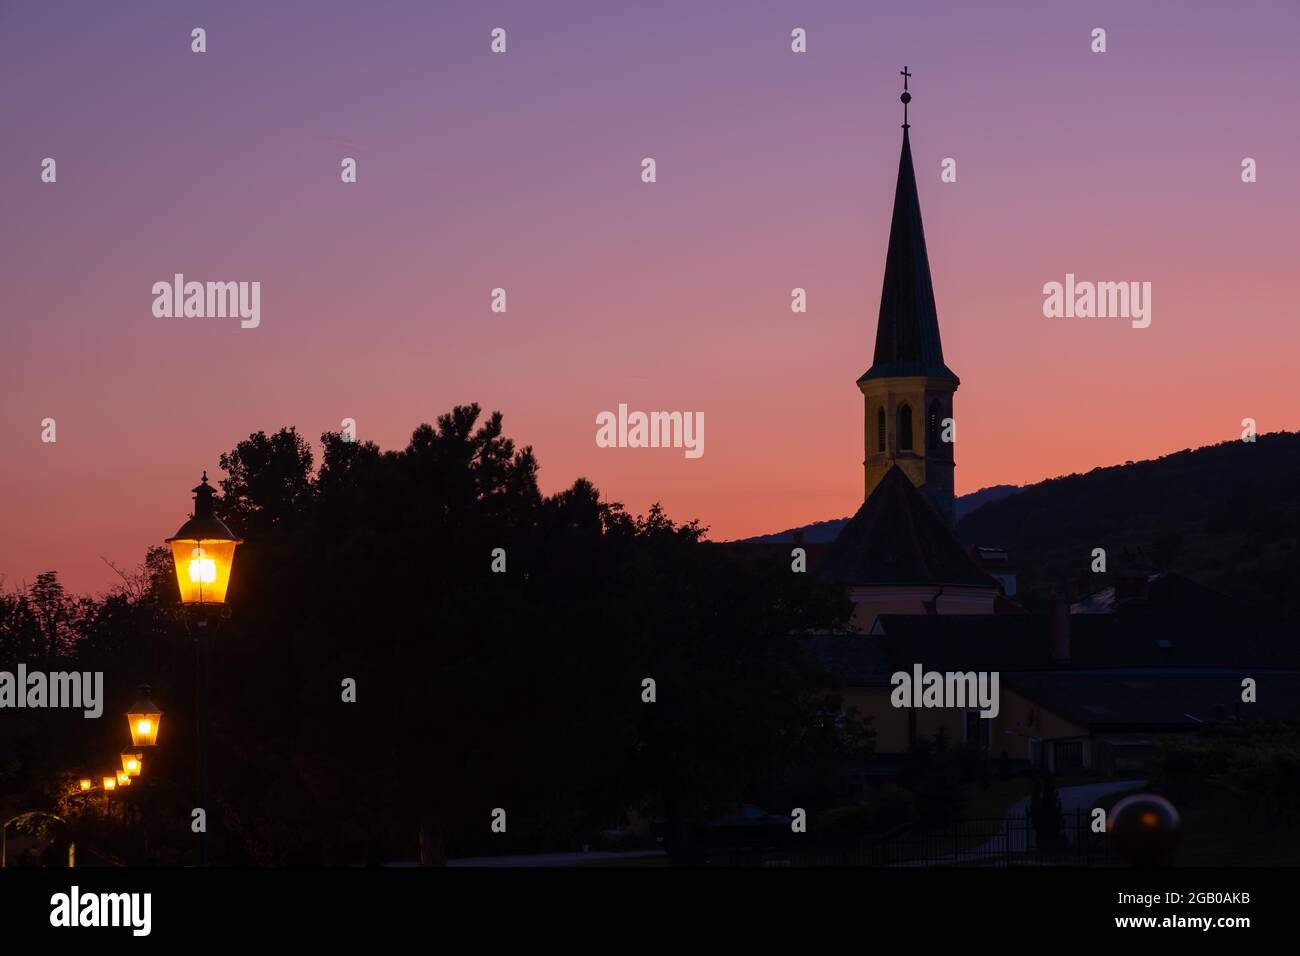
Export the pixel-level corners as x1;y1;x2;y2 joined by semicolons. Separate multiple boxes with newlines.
928;401;940;451
876;407;886;453
898;404;913;451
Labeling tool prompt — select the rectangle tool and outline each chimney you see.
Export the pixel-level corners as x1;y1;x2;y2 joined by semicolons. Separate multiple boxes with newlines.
1050;583;1071;664
1113;546;1153;606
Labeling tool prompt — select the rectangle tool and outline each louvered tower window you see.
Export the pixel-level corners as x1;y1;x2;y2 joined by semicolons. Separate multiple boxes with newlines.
898;404;913;451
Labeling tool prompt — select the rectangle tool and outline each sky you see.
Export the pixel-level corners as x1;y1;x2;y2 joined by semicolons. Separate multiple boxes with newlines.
2;0;1298;594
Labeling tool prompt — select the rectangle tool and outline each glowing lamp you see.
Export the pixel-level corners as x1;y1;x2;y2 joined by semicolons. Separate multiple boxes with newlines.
102;776;117;791
116;771;131;787
166;472;241;605
121;748;143;778
79;778;94;792
126;685;162;747
1109;793;1181;867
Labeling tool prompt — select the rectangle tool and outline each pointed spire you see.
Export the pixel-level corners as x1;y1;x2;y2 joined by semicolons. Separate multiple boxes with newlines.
859;70;958;385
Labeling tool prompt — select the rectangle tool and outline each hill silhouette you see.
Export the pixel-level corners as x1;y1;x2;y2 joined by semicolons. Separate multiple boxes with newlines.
737;484;1021;544
738;434;1297;622
955;432;1299;621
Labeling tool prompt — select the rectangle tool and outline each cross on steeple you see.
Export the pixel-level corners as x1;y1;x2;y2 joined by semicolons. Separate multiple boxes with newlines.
900;66;912;129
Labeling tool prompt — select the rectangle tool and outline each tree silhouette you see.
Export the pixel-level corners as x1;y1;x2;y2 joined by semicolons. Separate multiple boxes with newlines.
3;404;855;865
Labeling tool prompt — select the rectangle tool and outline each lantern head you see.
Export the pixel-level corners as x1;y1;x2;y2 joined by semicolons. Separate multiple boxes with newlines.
121;747;144;778
116;771;131;787
78;777;94;792
166;472;242;605
102;776;117;791
126;684;162;748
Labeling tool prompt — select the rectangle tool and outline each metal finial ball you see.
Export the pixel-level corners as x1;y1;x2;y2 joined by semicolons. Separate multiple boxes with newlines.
900;91;912;104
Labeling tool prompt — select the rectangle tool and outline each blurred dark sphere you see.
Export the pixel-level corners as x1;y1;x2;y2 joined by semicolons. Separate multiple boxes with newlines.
1109;794;1181;866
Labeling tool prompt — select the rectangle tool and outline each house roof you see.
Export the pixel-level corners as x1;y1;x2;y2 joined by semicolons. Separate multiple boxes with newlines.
802;633;897;685
871;602;1298;671
1003;671;1300;730
817;466;998;589
858;127;958;384
809;572;1297;692
807;623;1300;730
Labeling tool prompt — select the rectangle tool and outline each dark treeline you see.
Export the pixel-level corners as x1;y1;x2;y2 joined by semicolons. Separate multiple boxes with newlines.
956;431;1300;620
1;404;869;865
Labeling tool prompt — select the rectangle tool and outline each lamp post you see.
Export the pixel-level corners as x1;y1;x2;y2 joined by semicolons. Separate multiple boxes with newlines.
166;472;240;867
120;741;150;863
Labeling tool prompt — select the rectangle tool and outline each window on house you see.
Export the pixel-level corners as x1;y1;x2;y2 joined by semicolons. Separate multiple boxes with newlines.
897;404;913;451
928;401;940;450
876;407;886;453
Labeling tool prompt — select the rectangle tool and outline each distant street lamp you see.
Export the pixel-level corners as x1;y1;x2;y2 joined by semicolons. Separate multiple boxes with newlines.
78;778;94;792
116;771;131;787
166;471;241;868
120;749;143;779
126;686;162;748
102;776;117;792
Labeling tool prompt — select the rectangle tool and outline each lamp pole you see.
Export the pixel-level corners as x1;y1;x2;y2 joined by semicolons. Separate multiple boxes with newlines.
194;613;211;867
166;472;241;868
173;608;218;866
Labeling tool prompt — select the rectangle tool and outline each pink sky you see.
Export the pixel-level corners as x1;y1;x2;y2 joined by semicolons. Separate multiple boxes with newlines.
2;1;1297;593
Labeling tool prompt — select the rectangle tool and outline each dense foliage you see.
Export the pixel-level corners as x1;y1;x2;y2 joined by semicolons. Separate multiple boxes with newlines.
2;405;865;864
956;431;1300;620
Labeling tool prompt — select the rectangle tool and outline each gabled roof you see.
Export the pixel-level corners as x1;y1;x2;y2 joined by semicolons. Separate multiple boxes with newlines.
859;127;958;384
817;466;998;588
802;634;897;685
871;602;1298;672
1003;671;1300;730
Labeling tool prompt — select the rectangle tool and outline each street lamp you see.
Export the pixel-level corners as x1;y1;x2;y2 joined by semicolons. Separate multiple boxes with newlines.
165;472;241;605
102;776;117;792
78;778;94;792
126;686;162;748
166;471;240;868
116;771;131;787
120;748;143;779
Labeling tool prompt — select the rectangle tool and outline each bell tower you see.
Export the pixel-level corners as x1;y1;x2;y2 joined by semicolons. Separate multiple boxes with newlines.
858;68;959;525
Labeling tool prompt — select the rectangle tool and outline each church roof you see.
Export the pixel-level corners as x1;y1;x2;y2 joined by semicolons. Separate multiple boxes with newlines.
859;125;958;384
817;465;997;588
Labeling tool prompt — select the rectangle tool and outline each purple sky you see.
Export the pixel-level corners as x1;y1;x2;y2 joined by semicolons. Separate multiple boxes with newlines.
2;0;1298;593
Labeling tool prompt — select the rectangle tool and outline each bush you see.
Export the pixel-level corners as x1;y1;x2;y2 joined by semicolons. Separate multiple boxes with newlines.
813;787;916;848
1153;724;1300;825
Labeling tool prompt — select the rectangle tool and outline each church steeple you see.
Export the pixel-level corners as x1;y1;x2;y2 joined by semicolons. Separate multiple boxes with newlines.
860;70;957;385
857;70;960;525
